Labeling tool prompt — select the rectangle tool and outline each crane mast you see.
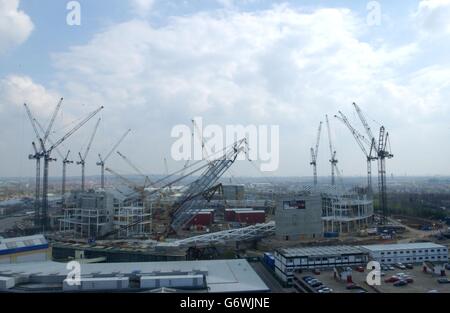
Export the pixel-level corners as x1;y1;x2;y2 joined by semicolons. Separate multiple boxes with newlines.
97;129;131;189
377;126;393;225
325;115;338;185
335;111;377;193
77;118;101;191
39;105;103;231
310;121;322;186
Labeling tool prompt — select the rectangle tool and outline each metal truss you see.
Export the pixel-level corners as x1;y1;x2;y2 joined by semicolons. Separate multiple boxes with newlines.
160;221;275;249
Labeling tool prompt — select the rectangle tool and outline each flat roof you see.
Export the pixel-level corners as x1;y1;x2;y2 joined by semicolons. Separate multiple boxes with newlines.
0;235;48;255
0;259;269;293
360;242;447;252
277;245;366;258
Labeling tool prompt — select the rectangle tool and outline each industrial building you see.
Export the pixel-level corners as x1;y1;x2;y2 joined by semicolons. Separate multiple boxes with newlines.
322;192;374;233
0;235;51;264
275;194;323;240
225;208;265;225
0;259;269;293
360;242;449;265
274;246;369;285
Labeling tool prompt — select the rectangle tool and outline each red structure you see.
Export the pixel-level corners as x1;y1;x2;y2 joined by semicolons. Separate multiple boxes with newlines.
188;211;214;226
234;210;265;225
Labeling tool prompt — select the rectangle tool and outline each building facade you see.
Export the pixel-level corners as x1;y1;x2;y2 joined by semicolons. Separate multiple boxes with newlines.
360;242;449;265
274;246;369;285
0;235;51;264
275;193;323;240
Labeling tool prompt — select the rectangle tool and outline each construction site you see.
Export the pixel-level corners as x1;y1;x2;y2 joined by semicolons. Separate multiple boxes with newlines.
1;97;449;294
3;99;399;258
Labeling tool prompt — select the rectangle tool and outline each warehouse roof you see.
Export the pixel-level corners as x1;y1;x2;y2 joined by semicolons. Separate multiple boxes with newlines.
360;242;447;252
277;245;366;258
0;259;269;293
0;235;48;256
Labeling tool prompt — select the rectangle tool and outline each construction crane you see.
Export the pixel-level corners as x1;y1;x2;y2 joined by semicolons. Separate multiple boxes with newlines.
97;129;131;189
117;151;153;188
352;102;393;224
34;118;73;209
25;101;103;232
377;126;393;225
325;115;338;186
334;111;377;193
77;118;101;191
310;121;322;186
97;138;248;240
61;150;74;208
24;103;44;226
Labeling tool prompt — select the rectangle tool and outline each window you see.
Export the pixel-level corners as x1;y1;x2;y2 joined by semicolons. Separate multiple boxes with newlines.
400;251;404;254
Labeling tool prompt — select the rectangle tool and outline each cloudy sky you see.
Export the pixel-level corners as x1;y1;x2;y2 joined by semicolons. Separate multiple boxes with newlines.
0;0;449;180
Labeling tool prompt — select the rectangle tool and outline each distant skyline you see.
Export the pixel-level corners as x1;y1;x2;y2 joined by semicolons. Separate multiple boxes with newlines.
0;0;449;179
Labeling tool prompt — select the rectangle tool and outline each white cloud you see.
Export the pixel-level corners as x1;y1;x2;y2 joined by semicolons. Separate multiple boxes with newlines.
0;0;33;54
413;0;450;35
130;0;155;17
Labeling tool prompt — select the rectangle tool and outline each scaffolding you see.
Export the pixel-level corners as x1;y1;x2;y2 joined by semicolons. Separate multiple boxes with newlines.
321;193;374;233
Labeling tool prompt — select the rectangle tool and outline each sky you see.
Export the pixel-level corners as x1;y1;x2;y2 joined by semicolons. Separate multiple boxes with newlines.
0;0;449;180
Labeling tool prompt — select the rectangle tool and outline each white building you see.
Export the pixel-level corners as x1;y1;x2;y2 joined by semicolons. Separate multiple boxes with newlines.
0;235;51;264
274;246;369;285
360;242;449;265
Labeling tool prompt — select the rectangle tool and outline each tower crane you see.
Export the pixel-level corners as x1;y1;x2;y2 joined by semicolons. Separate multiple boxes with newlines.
25;101;103;231
377;126;393;225
24;103;44;226
352;102;393;224
62;150;74;207
97;129;130;189
310;121;322;186
325;115;338;186
34;119;73;209
77;118;101;191
334;111;377;193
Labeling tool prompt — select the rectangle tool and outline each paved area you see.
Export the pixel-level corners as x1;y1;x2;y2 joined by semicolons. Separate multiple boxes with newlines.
313;266;450;293
250;261;292;293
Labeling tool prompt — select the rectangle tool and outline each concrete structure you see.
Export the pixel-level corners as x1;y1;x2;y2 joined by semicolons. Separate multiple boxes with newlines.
0;235;51;264
360;242;449;265
274;246;368;285
275;194;323;240
0;259;269;293
322;192;374;234
59;190;151;238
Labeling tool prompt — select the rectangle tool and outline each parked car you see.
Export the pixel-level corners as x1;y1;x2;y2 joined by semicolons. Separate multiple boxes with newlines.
406;264;414;269
312;269;321;275
303;276;314;282
307;279;320;285
318;287;333;293
404;277;414;283
437;277;450;284
355;266;365;273
445;264;450;271
353;288;368;293
310;282;323;288
394;280;408;287
396;263;406;270
428;289;439;293
385;276;400;283
388;265;395;270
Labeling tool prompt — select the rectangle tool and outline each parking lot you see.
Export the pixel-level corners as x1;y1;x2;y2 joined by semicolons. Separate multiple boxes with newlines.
300;265;450;293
